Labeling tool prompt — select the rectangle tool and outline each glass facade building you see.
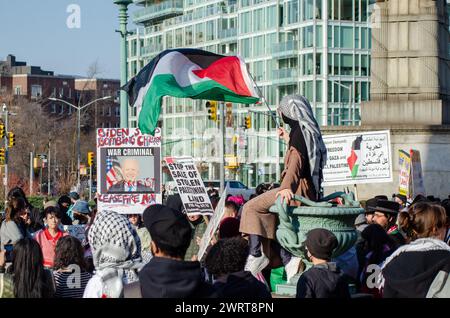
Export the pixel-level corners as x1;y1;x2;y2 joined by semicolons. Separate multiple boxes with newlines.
127;0;373;186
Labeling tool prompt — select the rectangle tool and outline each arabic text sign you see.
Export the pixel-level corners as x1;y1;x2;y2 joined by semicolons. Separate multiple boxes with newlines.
398;150;411;197
165;156;214;216
197;189;227;261
322;130;392;186
97;128;161;214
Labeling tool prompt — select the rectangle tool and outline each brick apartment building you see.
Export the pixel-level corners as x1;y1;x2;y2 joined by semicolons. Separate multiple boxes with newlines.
75;78;121;128
0;54;120;128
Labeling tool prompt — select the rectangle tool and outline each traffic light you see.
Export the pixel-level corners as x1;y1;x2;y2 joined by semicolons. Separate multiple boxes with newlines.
0;124;4;139
88;151;95;167
7;132;15;147
0;148;5;164
244;115;251;129
206;101;217;121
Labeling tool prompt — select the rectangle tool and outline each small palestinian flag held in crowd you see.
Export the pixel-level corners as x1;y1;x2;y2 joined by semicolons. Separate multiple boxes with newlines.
122;48;260;135
347;135;362;178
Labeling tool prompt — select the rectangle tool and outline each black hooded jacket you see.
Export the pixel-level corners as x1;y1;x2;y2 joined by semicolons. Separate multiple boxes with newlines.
382;249;450;298
296;262;350;298
213;271;272;298
138;256;217;298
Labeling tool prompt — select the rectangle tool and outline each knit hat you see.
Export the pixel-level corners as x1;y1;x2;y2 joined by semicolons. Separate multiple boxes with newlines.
304;228;338;260
69;191;80;200
72;200;90;214
374;200;400;215
218;217;240;239
143;204;191;253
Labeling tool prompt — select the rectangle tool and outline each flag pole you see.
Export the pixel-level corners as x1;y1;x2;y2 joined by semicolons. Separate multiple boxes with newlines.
248;72;280;129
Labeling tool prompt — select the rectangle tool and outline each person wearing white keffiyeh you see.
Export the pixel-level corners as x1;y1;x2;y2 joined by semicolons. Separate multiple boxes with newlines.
83;209;146;298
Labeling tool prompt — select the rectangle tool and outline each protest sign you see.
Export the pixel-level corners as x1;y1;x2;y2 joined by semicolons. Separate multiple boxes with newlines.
410;149;426;198
322;130;392;186
197;189;227;262
398;150;411;198
165;156;214;216
97;128;161;214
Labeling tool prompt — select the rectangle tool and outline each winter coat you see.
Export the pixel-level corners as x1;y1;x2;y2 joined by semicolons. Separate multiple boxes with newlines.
138;256;217;298
213;271;272;298
296;262;350;298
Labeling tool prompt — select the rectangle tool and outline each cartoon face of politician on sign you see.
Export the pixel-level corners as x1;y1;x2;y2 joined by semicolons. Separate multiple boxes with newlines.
107;158;155;193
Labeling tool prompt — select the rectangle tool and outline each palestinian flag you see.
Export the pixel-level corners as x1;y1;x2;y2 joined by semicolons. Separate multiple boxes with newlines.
347;136;362;178
122;49;260;135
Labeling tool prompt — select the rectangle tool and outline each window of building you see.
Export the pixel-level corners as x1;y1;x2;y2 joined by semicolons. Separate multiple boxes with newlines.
253;35;265;57
303;53;314;75
51;104;57;113
241;0;251;8
334;53;340;75
68;106;72;115
68;88;72;98
175;28;183;47
361;28;368;49
315;0;322;19
303;81;314;102
31;85;42;98
59;104;64;115
287;0;299;24
186;26;193;45
241;38;251;59
303;0;314;20
361;54;369;76
59;87;64;98
265;33;277;55
361;0;368;21
240;12;251;34
341;54;353;75
254;8;263;32
334;25;340;47
266;5;277;29
341;0;353;21
206;20;215;41
355;27;360;49
340;26;353;48
303;26;314;48
315;53;322;75
115;106;120;117
253;61;264;81
315;25;322;47
166;31;173;48
316;80;323;102
361;81;369;101
195;23;204;44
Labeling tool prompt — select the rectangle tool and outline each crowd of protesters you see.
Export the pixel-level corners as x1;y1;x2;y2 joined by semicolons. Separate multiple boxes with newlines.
0;183;449;298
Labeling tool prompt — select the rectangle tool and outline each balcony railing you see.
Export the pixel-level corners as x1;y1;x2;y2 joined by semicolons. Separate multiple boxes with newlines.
145;24;163;34
133;0;184;24
218;28;237;39
272;68;298;83
271;41;299;57
141;44;164;56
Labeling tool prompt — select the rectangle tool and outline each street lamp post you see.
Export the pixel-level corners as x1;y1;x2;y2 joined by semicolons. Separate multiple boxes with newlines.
114;0;133;128
49;96;112;192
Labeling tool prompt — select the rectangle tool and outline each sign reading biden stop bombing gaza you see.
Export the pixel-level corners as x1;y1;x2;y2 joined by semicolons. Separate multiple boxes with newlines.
322;130;393;186
97;128;161;214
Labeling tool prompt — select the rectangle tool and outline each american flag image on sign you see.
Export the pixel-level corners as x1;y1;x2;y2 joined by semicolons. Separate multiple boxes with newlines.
106;155;122;190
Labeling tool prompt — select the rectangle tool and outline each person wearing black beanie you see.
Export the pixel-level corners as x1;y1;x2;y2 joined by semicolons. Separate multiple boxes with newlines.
296;228;350;298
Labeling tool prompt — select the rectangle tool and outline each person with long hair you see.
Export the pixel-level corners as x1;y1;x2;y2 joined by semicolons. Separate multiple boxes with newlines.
239;95;327;281
7;187;43;233
53;236;92;298
379;202;450;297
1;238;54;298
0;197;31;250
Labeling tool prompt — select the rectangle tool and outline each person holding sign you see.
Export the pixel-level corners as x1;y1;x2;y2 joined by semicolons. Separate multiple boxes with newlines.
240;95;327;282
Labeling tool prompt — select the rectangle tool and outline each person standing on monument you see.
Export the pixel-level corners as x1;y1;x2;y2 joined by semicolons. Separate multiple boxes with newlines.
239;95;327;282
